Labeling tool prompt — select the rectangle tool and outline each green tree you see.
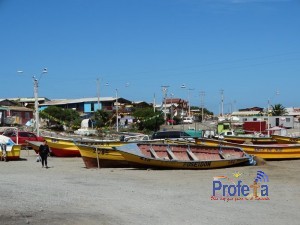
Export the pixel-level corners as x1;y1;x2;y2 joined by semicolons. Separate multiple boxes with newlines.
132;107;164;131
271;104;287;116
93;110;111;128
40;106;81;130
62;109;81;128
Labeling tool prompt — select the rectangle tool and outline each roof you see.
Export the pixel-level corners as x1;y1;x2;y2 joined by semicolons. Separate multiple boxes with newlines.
231;111;262;116
40;97;132;106
1;97;50;102
285;107;300;116
165;98;186;104
6;106;33;112
155;103;179;108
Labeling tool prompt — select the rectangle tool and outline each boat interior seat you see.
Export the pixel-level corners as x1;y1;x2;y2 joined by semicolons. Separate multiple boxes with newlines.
166;147;178;160
186;148;198;161
219;152;235;159
149;146;160;159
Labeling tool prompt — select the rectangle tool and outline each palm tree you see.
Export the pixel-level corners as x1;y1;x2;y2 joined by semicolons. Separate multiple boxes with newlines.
271;104;287;116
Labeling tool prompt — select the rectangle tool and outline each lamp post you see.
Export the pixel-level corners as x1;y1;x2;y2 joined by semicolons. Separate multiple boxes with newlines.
161;85;169;125
170;93;174;127
220;89;224;116
33;68;48;136
116;88;119;132
181;84;194;117
200;91;205;122
97;78;101;110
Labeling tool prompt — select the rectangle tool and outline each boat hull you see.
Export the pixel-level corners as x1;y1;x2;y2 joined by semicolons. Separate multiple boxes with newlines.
43;137;81;157
271;135;300;144
223;136;277;145
26;141;44;154
119;152;249;169
195;138;300;159
114;143;253;170
0;145;21;161
43;136;124;157
76;144;129;168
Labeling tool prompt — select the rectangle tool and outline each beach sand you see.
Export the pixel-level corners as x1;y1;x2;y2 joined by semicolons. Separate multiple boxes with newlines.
0;150;299;225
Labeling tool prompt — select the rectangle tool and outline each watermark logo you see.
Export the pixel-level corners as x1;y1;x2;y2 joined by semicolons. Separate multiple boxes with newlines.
211;170;270;201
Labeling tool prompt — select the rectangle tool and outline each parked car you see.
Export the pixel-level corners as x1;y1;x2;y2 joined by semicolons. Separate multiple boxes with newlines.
183;117;194;124
167;119;176;125
151;130;194;141
2;129;44;147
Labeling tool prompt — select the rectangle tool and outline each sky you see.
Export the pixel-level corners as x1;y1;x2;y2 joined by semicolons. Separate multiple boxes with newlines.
1;0;300;114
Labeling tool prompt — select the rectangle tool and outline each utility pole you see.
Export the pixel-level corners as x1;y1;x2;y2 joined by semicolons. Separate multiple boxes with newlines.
97;78;100;110
33;68;48;136
200;91;205;122
187;88;194;117
220;89;224;116
153;93;156;112
116;89;119;132
170;93;174;127
161;85;169;125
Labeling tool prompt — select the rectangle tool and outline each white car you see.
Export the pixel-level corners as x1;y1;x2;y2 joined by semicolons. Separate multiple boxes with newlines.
183;117;193;124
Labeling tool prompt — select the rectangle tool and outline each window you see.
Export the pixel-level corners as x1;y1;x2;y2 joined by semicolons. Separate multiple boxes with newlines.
286;118;290;122
243;118;248;122
253;118;257;121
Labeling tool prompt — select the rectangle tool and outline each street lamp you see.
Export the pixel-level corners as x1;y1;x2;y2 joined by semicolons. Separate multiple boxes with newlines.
170;93;174;127
181;84;194;117
33;68;48;136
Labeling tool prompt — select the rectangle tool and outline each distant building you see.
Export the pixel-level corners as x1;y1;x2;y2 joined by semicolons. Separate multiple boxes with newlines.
0;99;34;126
285;107;300;120
239;107;264;112
39;97;132;118
1;97;50;108
156;98;188;117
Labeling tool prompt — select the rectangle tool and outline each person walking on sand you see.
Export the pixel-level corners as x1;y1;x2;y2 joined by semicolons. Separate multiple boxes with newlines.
39;141;50;168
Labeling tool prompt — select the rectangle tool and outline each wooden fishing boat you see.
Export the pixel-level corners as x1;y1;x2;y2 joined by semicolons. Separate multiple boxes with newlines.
76;144;129;168
43;136;124;157
76;139;170;168
26;140;44;154
0;135;21;160
222;135;277;145
113;143;254;169
271;135;300;144
195;138;300;159
0;144;21;161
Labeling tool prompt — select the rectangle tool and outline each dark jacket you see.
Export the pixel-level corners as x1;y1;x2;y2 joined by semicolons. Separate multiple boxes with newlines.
39;144;50;156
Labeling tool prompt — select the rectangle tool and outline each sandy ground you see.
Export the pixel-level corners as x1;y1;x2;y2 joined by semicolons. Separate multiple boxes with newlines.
0;150;299;225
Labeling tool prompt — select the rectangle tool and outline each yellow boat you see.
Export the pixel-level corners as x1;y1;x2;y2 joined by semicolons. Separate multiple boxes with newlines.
113;143;254;169
0;144;21;161
43;136;124;157
76;140;167;168
223;136;277;145
195;138;300;159
271;135;300;144
26;140;44;154
76;143;128;168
